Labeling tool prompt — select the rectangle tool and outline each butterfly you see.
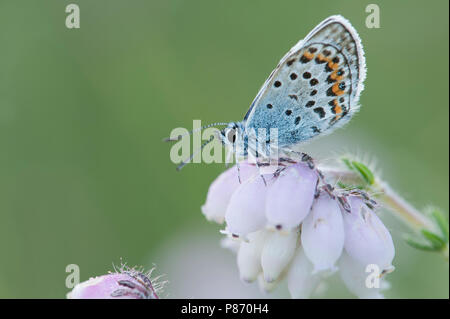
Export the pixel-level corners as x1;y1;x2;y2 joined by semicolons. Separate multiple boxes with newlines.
167;15;366;171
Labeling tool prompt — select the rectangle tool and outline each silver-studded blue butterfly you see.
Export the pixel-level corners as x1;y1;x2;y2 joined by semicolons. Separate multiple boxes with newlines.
167;15;366;171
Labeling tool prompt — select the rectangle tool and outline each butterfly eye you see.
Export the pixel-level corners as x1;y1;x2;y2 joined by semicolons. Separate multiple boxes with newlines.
226;128;236;143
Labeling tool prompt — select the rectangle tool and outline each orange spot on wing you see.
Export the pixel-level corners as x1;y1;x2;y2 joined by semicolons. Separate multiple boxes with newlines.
327;61;339;71
330;70;343;81
332;83;345;96
331;99;343;115
304;51;315;60
316;53;326;62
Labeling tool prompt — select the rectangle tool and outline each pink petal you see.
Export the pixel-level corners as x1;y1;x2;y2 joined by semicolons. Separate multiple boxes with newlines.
225;174;272;237
265;163;318;230
342;196;395;271
202;163;258;223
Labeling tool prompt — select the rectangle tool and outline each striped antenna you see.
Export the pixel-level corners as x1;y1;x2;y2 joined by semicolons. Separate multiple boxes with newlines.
163;122;229;142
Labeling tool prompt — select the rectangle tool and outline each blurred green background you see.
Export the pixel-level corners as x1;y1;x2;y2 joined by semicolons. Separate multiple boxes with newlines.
0;0;448;298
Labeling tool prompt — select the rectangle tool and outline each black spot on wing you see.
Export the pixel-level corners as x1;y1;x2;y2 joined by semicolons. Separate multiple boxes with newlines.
305;101;315;108
311;126;321;133
313;107;326;119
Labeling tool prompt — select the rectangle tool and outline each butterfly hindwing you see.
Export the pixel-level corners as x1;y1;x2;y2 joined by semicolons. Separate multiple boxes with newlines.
244;15;366;148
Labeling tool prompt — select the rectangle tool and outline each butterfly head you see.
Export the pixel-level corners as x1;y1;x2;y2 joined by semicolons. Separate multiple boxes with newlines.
219;122;248;157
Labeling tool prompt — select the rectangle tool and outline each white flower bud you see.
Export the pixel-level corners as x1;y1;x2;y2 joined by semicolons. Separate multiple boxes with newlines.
261;230;298;282
265;163;318;230
237;230;269;282
202;163;258;223
287;246;321;299
342;196;395;272
301;193;344;273
338;251;388;299
225;175;270;237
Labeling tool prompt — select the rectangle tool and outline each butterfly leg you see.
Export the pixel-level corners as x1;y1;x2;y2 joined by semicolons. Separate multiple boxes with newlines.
255;161;268;186
345;188;378;210
284;150;331;190
234;149;242;184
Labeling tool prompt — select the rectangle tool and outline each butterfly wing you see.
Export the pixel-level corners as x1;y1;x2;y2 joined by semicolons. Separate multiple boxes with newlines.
244;15;366;148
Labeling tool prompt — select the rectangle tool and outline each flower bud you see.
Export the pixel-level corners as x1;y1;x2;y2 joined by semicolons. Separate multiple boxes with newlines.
338;251;389;299
287;246;321;299
301;193;344;273
202;163;258;223
237;230;269;282
342;196;395;272
265;163;318;230
225;175;271;237
67;270;159;299
261;230;298;282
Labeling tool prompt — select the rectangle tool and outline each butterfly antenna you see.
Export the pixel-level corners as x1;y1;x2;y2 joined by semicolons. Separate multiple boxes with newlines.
176;135;216;171
163;122;229;142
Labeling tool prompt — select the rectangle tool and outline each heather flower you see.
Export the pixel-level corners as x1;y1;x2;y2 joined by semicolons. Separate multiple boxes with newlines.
338;251;389;299
287;246;321;298
67;264;165;299
202;162;258;224
202;160;398;298
342;196;395;273
261;229;298;283
224;173;273;238
265;163;318;230
301;192;345;273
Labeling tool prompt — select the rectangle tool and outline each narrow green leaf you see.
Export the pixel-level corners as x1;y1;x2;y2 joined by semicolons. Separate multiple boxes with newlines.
341;158;353;170
431;209;449;242
337;181;350;189
351;161;375;185
405;236;438;251
421;229;446;249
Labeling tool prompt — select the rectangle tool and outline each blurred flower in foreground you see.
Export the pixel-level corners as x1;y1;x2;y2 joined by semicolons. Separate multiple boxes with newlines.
67;264;166;299
202;161;395;298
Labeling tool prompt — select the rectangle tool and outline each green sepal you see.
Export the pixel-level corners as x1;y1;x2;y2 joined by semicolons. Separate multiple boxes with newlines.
421;229;447;250
340;157;375;185
351;161;375;185
341;157;353;170
430;209;449;242
405;235;438;251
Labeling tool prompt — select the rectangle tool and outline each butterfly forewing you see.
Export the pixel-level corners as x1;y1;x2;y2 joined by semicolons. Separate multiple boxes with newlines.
244;15;366;148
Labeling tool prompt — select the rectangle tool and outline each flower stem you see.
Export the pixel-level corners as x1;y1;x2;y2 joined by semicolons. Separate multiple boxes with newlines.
376;182;435;231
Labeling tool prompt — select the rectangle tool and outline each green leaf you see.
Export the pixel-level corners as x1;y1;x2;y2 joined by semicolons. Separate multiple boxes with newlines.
421;229;446;249
431;209;449;242
341;157;353;170
405;236;438;251
351;161;375;185
337;181;350;189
